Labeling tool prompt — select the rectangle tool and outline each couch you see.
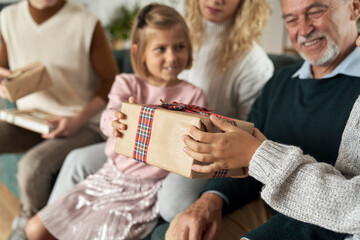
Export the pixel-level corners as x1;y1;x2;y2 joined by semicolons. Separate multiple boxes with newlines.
0;51;302;232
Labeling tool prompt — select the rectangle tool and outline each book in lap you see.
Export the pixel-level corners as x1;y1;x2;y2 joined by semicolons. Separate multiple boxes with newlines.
0;109;58;134
2;62;52;102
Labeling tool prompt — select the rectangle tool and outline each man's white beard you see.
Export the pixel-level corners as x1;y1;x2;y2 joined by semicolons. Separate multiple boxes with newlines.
298;33;339;66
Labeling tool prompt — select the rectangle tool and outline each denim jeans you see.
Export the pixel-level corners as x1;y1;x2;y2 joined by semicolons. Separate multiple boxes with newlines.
0;121;103;217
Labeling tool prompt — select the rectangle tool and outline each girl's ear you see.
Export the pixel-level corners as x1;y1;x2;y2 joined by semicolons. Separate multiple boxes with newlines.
131;44;138;55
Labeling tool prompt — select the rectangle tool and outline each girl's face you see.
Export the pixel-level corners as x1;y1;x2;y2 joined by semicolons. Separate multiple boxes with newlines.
143;26;189;87
198;0;242;23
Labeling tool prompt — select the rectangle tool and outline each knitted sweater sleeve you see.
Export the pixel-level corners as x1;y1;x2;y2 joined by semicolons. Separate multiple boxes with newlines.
249;97;360;235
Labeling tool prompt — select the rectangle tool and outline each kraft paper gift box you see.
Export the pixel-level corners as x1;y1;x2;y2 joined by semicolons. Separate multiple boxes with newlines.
0;108;58;134
2;62;52;102
115;102;254;178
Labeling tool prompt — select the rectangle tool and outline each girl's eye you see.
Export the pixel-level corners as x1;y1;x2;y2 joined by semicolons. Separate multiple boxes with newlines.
175;44;186;51
155;47;165;52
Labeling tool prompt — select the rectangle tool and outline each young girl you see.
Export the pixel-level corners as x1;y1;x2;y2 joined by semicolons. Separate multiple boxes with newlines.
25;4;208;240
47;0;275;214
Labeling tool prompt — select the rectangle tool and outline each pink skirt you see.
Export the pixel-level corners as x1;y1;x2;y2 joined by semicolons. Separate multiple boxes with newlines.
38;159;162;240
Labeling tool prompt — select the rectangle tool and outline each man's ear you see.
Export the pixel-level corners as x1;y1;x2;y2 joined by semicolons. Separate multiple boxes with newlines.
131;44;137;55
350;0;360;20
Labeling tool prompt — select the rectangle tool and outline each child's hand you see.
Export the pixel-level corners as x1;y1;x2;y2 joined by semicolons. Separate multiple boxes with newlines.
112;96;138;138
128;96;137;104
112;111;127;138
183;115;266;173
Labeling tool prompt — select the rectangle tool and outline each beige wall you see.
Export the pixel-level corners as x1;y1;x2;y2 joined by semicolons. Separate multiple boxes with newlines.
70;0;290;54
260;0;289;54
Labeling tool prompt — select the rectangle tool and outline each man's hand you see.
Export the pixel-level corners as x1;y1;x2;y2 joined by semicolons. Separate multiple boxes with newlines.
171;193;223;240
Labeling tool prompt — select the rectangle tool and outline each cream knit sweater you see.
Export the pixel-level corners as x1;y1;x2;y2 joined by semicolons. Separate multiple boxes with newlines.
250;96;360;238
1;1;100;122
179;20;274;120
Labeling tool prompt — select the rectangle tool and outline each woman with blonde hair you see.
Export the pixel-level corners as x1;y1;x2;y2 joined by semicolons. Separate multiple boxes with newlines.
156;0;274;230
181;0;273;120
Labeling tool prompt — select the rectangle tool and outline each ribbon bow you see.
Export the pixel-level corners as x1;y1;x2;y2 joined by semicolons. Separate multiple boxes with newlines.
158;100;237;125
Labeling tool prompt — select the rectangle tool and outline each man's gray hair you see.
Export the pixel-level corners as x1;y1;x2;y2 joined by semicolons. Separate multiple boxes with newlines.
280;0;351;3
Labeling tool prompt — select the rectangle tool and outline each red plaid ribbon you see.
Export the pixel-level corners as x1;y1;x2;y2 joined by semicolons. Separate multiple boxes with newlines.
133;106;156;163
133;101;236;178
159;101;237;127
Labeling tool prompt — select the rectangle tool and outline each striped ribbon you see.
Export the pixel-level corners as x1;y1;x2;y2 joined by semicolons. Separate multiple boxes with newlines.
133;101;237;178
133;106;156;163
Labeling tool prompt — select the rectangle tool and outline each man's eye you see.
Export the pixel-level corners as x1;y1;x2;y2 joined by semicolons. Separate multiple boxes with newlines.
285;18;298;26
308;10;325;19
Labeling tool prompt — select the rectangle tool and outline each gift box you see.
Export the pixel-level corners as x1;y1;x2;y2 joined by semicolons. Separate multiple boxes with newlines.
3;62;52;102
0;108;58;134
115;102;254;178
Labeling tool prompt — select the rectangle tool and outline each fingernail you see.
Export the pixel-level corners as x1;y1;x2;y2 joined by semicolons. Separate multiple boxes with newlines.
183;147;187;152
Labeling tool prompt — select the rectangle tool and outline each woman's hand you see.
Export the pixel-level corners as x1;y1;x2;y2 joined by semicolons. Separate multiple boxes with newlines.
42;116;82;139
0;67;11;99
183;115;267;173
112;96;137;138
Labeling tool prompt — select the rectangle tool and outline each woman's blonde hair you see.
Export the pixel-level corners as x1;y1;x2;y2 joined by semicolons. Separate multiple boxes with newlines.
185;0;270;70
130;3;193;79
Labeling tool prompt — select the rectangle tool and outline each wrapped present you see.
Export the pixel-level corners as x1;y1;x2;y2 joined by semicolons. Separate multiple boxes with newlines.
0;108;58;134
115;102;254;178
2;62;52;102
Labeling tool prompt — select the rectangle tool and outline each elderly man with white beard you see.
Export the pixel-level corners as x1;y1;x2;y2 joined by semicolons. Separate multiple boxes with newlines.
153;0;360;239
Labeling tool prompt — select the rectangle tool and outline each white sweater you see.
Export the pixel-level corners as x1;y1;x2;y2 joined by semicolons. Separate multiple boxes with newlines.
0;1;100;123
179;20;274;120
250;96;360;238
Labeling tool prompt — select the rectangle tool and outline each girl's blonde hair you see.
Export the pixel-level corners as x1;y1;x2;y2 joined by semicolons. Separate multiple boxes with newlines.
130;3;193;79
185;0;270;70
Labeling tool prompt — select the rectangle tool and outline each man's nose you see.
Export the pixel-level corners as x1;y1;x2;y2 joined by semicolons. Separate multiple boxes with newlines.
298;17;314;37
